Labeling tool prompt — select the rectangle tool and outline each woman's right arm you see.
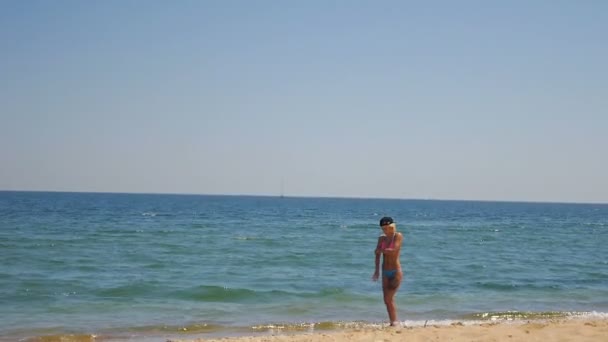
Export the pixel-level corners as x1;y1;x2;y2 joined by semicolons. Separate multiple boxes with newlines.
372;237;382;281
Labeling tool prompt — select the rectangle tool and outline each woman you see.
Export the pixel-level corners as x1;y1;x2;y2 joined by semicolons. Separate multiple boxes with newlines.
372;216;403;326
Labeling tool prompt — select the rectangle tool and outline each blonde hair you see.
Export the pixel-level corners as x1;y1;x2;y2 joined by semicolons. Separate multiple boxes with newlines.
385;223;397;232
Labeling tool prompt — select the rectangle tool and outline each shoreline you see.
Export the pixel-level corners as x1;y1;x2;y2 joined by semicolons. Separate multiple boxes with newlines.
12;317;608;342
166;318;608;342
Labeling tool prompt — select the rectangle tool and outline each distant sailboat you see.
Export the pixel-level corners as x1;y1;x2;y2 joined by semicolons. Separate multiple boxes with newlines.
280;178;285;199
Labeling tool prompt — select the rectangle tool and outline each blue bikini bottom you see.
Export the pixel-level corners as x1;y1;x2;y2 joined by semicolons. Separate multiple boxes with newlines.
383;270;398;279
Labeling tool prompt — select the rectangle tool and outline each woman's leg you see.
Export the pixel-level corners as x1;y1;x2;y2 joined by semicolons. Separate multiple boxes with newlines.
382;275;401;325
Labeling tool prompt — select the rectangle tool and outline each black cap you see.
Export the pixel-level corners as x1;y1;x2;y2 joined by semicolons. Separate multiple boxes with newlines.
379;216;394;226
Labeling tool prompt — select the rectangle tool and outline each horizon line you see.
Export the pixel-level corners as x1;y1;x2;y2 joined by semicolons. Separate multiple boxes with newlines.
1;189;606;206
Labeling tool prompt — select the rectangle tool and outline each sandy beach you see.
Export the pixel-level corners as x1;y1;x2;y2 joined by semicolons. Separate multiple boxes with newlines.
170;319;608;342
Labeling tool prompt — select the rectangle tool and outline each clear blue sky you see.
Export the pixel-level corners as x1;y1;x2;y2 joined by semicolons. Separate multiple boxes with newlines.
1;1;607;203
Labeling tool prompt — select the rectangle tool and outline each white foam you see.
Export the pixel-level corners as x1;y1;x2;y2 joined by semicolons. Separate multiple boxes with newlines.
567;311;608;320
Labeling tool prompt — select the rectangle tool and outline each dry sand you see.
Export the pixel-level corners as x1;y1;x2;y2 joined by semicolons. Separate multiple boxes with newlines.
170;319;608;342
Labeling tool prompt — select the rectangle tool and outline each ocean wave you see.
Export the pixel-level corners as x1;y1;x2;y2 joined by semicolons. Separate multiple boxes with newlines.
341;223;374;230
251;321;362;332
248;311;608;331
95;282;163;298
464;311;570;321
172;285;261;302
123;322;225;333
463;310;608;321
171;285;363;303
474;281;561;291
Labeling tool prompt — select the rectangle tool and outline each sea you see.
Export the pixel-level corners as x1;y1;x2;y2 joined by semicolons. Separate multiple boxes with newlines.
1;191;607;341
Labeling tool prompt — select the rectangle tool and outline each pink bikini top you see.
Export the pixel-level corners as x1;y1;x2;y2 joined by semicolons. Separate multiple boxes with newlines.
380;234;396;249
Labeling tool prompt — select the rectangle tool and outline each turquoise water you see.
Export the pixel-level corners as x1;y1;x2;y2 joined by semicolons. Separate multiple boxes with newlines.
1;191;607;340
